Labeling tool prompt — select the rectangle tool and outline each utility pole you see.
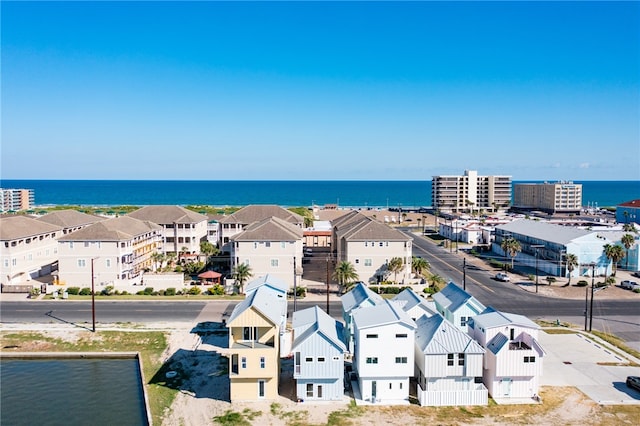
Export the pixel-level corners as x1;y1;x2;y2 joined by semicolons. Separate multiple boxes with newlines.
589;264;595;331
91;258;96;333
326;254;331;315
293;256;297;313
462;258;466;291
531;245;544;294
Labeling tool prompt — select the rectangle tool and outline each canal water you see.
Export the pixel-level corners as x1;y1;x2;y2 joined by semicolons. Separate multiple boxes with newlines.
0;358;148;426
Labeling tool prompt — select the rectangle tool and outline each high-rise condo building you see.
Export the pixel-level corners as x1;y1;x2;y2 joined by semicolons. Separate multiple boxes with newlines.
513;181;582;214
0;188;34;213
432;170;511;214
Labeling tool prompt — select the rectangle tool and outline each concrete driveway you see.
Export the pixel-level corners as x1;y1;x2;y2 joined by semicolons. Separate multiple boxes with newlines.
540;331;640;405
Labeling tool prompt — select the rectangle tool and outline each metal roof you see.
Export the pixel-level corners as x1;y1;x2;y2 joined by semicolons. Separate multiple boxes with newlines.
292;306;346;352
227;286;286;326
415;314;485;355
352;299;416;330
245;274;289;294
432;282;486;314
473;309;539;331
340;282;384;313
486;332;509;355
497;219;594;245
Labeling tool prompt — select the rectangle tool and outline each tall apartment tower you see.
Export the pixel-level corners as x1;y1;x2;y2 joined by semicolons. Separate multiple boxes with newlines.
513;181;582;214
432;170;511;214
0;188;35;212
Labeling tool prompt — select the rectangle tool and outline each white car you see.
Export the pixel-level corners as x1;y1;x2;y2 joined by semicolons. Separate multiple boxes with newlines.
620;280;640;291
494;272;510;282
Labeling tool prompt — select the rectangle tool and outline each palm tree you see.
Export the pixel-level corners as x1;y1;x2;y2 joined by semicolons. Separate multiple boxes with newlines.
333;261;359;294
232;263;253;294
427;273;446;292
412;256;430;278
500;237;522;270
622;223;637;233
200;240;219;266
621;234;636;270
151;252;166;271
565;253;578;286
387;257;404;284
603;244;625;277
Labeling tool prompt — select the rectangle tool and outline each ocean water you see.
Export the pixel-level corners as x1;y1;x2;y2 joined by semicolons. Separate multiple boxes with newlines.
0;179;638;208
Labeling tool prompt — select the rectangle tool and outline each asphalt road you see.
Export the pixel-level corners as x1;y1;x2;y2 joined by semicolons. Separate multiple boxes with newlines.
408;230;640;349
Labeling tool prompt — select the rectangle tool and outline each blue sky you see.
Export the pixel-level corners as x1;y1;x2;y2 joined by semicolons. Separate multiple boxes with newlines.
2;1;639;181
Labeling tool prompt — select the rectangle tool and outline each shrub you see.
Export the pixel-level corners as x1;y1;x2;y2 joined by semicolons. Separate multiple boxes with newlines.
289;286;306;298
157;290;165;296
136;290;145;295
121;291;129;295
423;287;436;295
576;280;588;287
101;285;114;296
79;287;92;295
165;287;177;296
208;284;225;295
634;288;640;293
143;287;154;295
67;287;80;295
187;286;202;295
605;276;616;285
527;274;535;281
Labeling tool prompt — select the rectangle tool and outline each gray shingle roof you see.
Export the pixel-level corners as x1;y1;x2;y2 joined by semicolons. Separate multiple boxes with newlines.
36;210;104;228
58;216;161;242
219;205;304;225
342;219;411;241
127;205;208;224
231;216;303;241
497;219;594;245
415;314;485;355
0;216;62;240
433;282;486;314
292;306;346;352
340;282;384;314
352;299;417;330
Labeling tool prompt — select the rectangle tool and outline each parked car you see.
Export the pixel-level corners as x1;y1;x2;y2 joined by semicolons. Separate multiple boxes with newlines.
494;272;510;282
620;280;640;290
304;248;313;256
626;376;640;391
632;271;640;279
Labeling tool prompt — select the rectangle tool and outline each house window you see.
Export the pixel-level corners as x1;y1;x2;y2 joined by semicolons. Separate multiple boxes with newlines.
305;357;313;362
355;259;359;264
366;357;378;364
3;259;8;268
258;380;265;398
364;259;372;266
458;353;465;366
271;259;279;267
306;383;313;397
241;357;247;369
281;242;286;249
396;334;407;338
395;357;407;364
105;259;111;268
447;354;454;366
524;356;536;363
460;316;467;327
379;242;383;247
475;377;483;384
332;356;340;361
318;357;325;362
389;383;392;389
78;259;86;268
69;242;74;249
254;242;258;249
260;357;265;368
400;382;403;389
265;242;271;247
366;334;378;339
12;258;16;266
84;242;90;247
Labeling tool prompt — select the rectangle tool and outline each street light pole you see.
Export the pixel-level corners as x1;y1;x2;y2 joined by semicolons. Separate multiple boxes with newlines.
326;254;331;315
293;256;297;313
455;220;458;254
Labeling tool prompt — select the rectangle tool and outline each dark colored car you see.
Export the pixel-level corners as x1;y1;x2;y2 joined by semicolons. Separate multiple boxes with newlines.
626;376;640;391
